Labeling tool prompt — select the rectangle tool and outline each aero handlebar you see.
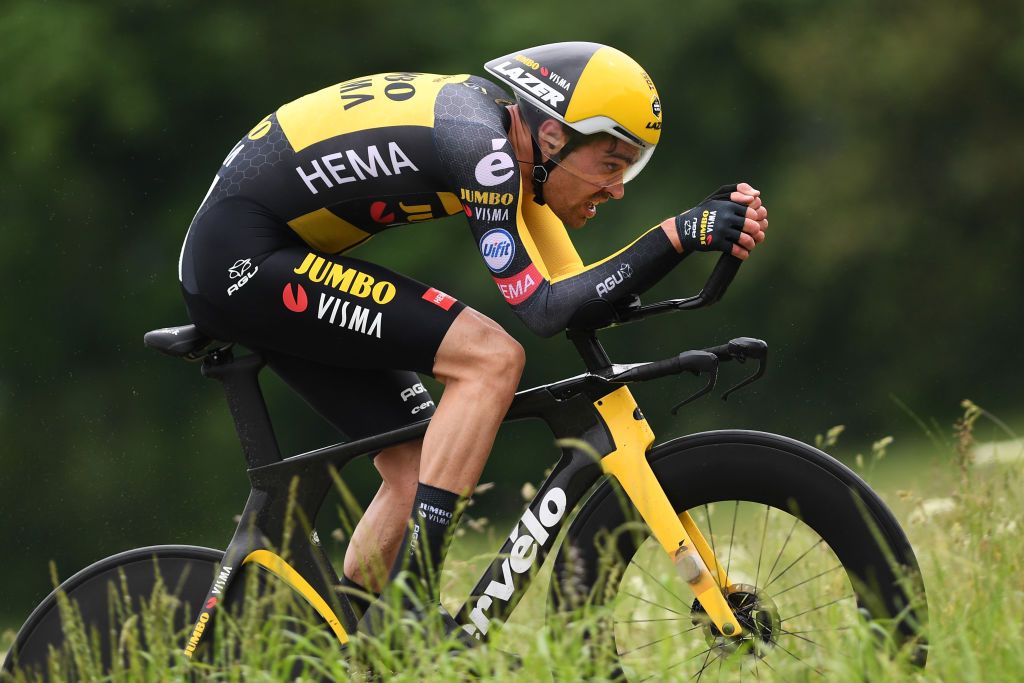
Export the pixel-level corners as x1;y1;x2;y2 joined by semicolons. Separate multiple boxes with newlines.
567;253;743;333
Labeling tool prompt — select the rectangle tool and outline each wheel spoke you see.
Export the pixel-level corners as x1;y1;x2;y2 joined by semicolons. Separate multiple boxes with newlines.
765;515;799;589
693;647;716;681
755;505;770;589
637;644;718;682
726;500;739;579
772;563;843;598
629;558;690;608
782;593;855;621
615;616;696;625
776;640;826;677
786;625;854;634
779;627;820;646
703;504;721;590
765;538;825;588
622;590;687;617
618;628;704;657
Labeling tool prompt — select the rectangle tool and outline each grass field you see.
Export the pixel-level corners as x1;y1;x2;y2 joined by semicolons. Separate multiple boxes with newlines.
2;405;1022;681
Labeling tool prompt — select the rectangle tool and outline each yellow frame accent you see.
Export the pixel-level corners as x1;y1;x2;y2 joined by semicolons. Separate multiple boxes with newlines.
595;387;741;635
242;549;349;645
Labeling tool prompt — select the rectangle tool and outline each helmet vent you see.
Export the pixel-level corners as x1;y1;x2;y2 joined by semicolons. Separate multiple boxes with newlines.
613;125;643;146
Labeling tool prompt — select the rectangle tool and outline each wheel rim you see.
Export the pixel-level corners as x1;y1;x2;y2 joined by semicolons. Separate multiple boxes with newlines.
612;500;869;681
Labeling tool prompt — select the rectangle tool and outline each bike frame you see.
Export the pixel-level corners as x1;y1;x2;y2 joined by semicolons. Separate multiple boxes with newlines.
180;253;755;656
182;334;747;658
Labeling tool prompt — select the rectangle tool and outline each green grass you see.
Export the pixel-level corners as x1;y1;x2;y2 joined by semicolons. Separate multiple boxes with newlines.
3;409;1023;681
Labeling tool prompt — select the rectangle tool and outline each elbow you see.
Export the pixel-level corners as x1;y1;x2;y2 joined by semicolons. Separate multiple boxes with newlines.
518;311;567;338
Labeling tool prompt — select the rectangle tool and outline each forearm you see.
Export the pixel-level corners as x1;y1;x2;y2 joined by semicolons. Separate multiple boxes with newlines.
514;225;682;336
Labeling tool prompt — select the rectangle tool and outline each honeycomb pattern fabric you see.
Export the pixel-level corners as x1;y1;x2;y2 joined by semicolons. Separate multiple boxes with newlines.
180;72;682;338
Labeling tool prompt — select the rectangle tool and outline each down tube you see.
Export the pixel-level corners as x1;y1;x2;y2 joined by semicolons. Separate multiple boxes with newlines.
455;447;603;640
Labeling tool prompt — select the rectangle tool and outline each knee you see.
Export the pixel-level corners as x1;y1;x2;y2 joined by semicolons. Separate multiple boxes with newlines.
490;330;526;381
469;326;525;394
437;311;525;392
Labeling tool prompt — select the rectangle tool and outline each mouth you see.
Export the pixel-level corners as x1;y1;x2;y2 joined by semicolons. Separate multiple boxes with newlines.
584;200;598;219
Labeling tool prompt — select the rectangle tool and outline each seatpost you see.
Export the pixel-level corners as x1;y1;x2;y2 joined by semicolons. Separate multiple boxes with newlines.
200;348;283;468
566;328;613;373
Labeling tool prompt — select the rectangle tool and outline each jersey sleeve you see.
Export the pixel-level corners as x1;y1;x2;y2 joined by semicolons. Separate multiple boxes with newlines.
434;83;682;337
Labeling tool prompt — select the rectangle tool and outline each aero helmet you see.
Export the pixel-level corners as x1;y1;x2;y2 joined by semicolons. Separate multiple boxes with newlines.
485;42;662;197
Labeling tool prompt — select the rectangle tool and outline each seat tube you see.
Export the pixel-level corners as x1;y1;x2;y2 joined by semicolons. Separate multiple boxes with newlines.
593;386;743;637
201;350;283;468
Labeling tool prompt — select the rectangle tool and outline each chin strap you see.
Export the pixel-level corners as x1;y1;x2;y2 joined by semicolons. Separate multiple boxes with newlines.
530;135;558;206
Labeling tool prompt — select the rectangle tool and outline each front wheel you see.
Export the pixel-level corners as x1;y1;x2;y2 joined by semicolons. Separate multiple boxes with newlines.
2;545;222;681
548;430;927;680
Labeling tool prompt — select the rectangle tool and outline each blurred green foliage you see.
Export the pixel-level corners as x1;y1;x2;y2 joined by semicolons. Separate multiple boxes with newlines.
0;0;1020;622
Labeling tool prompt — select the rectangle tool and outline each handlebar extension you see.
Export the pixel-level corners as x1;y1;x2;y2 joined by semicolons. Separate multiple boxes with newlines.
611;350;718;383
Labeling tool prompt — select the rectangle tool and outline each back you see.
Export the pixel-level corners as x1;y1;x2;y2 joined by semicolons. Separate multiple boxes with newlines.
191;72;509;254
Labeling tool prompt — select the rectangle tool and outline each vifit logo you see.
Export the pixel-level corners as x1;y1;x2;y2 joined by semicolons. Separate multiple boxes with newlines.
479;229;515;273
462;487;568;639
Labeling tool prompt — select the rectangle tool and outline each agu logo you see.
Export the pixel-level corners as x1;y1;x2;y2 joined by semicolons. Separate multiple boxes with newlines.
479;229;515;273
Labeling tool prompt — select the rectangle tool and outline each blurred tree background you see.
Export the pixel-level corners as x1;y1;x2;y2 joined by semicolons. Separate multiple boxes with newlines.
1;0;1021;623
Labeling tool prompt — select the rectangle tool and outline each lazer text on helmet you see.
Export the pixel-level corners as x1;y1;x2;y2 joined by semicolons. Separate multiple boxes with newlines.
491;61;565;108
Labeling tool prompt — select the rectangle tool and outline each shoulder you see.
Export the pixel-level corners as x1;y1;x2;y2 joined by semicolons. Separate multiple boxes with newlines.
434;76;513;129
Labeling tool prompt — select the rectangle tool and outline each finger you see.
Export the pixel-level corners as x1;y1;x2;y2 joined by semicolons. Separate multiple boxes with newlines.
752;229;766;244
737;232;757;251
744;206;765;221
759;218;769;232
747;196;763;211
743;217;762;234
736;182;760;196
731;243;750;260
730;191;756;205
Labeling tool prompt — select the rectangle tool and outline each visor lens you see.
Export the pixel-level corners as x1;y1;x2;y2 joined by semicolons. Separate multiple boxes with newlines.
548;140;654;189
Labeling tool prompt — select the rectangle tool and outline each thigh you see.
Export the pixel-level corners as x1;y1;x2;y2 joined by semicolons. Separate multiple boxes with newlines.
267;354;436;440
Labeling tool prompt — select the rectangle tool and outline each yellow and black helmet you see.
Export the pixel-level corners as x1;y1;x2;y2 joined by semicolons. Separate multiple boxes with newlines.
485;41;662;184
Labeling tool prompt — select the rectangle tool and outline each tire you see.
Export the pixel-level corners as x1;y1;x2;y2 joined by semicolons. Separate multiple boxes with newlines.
2;545;222;681
548;430;928;680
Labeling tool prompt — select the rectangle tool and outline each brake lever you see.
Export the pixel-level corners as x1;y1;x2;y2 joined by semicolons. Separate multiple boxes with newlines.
670;365;719;415
720;338;768;401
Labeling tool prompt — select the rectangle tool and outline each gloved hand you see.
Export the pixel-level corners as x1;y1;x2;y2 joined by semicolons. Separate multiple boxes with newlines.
674;183;768;259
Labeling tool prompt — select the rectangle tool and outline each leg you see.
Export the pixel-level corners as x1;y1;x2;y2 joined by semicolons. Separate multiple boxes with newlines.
419;308;525;492
343;439;421;592
350;308;524;607
380;308;524;603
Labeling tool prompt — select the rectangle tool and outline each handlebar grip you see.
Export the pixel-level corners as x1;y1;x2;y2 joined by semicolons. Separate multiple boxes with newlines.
615;350;718;383
703;337;768;361
701;253;742;305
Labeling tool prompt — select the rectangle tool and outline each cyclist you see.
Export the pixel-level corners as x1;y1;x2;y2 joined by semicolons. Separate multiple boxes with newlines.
176;41;768;632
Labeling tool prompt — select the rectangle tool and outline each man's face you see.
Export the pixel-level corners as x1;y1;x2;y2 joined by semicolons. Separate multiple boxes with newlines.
544;136;639;229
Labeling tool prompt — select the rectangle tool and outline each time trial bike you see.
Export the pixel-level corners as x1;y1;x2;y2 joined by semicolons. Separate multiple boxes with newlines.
1;256;927;681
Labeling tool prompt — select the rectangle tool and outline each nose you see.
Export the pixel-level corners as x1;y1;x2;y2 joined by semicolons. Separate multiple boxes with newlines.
606;182;625;200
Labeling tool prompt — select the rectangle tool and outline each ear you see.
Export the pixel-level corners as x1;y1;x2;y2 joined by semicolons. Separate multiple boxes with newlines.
537;119;568;157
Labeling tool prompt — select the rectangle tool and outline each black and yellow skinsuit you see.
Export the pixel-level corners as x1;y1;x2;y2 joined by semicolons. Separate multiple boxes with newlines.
178;71;680;436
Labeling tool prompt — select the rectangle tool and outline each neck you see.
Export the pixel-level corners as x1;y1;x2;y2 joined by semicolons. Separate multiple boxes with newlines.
506;105;538;202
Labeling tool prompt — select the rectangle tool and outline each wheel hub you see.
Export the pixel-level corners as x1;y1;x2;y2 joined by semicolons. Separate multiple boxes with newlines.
691;583;781;658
